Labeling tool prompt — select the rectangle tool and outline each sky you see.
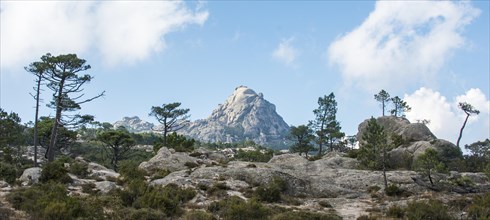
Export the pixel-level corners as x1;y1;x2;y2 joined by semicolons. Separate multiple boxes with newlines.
1;1;489;149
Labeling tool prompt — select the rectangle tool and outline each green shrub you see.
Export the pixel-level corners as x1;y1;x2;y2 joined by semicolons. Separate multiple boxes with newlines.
39;161;72;184
253;177;287;203
366;185;380;194
119;160;146;182
318;200;332;208
69;161;89;178
468;193;490;219
234;149;273;162
208;196;269;220
183;210;215;220
7;183;104;219
207;182;229;197
451;176;475;187
185;161;199;169
81;182;99;195
271;210;341;220
385;183;404;197
386;205;404;218
134;183;196;216
111;207;167;220
485;163;490;179
150;169;171;181
405;200;454;220
0;162;18;184
346;149;359;159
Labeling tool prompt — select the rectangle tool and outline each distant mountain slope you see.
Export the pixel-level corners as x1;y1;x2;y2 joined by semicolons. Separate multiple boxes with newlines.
180;86;290;146
113;86;290;147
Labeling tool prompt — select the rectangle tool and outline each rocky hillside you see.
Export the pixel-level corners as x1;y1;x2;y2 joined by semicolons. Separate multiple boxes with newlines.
112;86;290;147
181;86;289;146
113;116;157;133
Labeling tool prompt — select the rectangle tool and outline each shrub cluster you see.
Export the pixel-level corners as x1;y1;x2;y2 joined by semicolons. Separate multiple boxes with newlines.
386;199;454;220
7;183;103;219
234;148;273;162
253;177;287;203
39;161;72;184
0;161;18;184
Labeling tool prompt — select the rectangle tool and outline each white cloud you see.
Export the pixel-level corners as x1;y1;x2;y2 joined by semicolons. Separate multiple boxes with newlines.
272;38;298;66
0;1;208;69
404;87;489;146
328;1;480;92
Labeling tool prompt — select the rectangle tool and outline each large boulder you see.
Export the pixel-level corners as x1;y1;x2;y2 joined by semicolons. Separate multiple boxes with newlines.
88;162;120;181
18;167;42;185
139;147;217;173
357;116;436;144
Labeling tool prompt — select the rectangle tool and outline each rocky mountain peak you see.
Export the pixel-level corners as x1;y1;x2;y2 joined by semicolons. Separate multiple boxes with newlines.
113;116;155;133
181;86;289;147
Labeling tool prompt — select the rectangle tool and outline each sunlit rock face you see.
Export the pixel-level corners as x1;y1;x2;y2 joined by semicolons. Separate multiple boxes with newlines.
181;86;290;147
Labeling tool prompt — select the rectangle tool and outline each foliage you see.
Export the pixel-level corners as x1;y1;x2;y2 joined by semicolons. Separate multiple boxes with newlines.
390;96;411;117
414;148;446;186
358;117;391;187
288;125;315;158
118;160;147;182
463;139;490;172
183;210;215;220
0;162;19;184
208;196;269;220
386;205;405;218
456;102;480;148
374;89;390;116
309;92;344;155
149;102;190;146
234;148;273;162
253;177;287;203
97;128;135;172
155;132;195;153
69;161;89;178
39;161;72;184
271;210;341;220
207;182;230;198
30;53;104;162
404;200;454;220
7;182;104;219
35;117;77;154
0;108;25;148
134;183;196;216
346;148;359;158
384;183;405;196
467;193;490;219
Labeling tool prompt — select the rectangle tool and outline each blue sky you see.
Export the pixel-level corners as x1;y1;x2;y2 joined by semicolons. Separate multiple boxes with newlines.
1;1;489;148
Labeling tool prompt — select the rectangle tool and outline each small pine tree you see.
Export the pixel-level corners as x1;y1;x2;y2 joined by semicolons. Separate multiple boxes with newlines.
414;148;446;186
359;117;390;188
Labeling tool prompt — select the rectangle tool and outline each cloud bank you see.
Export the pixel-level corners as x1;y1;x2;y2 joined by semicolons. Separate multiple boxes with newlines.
0;1;208;69
328;1;479;92
272;38;298;66
404;87;489;145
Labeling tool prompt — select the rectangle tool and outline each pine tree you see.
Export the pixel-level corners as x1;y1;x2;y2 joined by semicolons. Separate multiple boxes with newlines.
149;102;190;146
288;125;315;158
374;90;390;116
390;96;411;117
310;92;344;156
456;102;480;148
359;117;390;188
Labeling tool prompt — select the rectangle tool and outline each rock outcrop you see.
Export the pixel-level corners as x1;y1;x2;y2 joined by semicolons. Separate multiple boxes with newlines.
357;116;461;167
18;167;42;186
112;116;157;133
180;86;290;146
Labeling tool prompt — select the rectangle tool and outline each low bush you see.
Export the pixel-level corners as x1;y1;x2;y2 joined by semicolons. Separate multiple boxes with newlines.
69;161;89;178
183;210;215;220
346;149;359;159
405;199;454;220
150;169;171;181
39;161;72;184
208;196;269;220
253;177;287;203
451;176;475;187
385;183;405;197
271;210;341;220
7;182;104;219
318;200;333;208
467;193;490;219
185;161;199;169
386;205;404;218
234;149;273;162
207;182;229;198
118;160;146;182
133;183;196;216
0;162;18;184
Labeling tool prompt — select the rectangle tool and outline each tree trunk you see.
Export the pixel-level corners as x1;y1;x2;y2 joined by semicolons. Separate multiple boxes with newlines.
382;101;385;116
47;79;65;162
428;169;434;186
33;76;41;167
456;113;470;148
382;147;388;188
